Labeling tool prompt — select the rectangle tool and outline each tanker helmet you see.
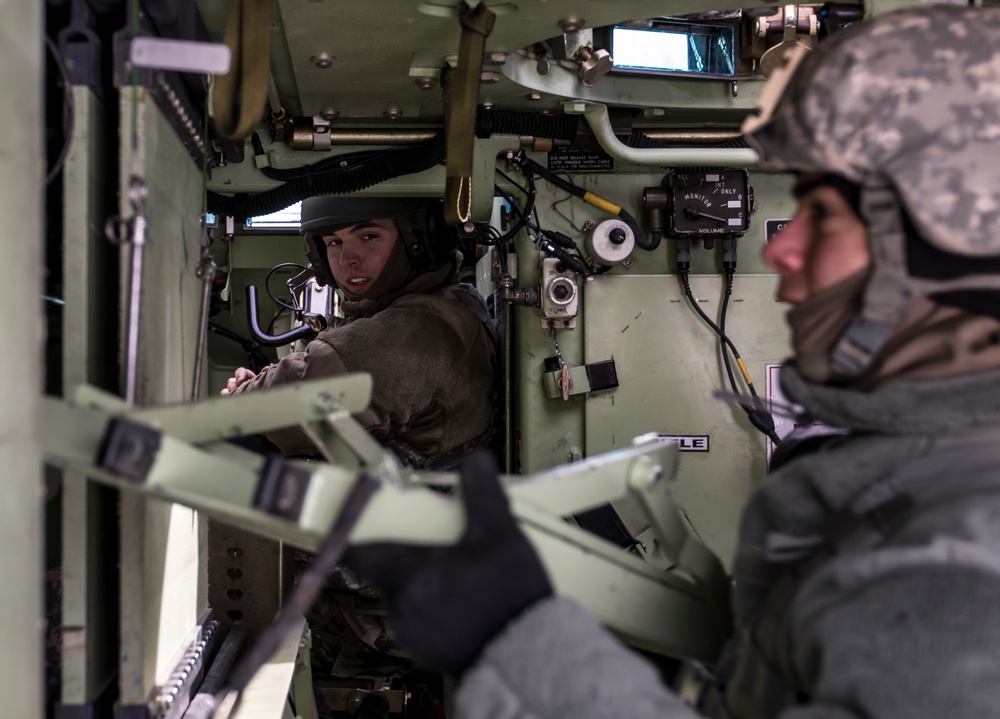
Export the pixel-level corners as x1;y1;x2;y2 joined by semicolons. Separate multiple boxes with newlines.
742;5;1000;376
300;196;458;287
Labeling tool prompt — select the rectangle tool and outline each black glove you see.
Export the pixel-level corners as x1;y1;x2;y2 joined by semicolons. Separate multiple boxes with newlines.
342;450;553;676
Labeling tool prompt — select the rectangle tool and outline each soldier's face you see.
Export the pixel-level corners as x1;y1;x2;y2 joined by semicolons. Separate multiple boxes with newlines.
763;175;871;304
323;219;400;294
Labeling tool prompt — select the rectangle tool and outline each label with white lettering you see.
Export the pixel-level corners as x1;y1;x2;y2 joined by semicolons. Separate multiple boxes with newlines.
765;218;792;242
547;147;616;173
658;435;710;452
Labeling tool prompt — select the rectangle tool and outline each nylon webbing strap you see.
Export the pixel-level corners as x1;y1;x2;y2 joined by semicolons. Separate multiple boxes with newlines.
442;1;496;225
830;186;910;377
212;0;274;140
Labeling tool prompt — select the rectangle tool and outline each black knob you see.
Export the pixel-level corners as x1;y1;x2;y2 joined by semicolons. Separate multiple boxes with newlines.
609;227;627;245
553;284;571;300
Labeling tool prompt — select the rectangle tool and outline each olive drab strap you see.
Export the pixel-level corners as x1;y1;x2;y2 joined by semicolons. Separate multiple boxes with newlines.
212;0;275;140
829;186;911;377
441;2;496;225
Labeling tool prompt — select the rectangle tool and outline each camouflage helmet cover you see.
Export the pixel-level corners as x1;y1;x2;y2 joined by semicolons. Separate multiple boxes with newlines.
744;5;1000;258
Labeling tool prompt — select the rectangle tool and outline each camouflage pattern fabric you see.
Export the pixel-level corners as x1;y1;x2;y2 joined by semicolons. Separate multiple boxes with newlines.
744;5;1000;258
300;556;415;679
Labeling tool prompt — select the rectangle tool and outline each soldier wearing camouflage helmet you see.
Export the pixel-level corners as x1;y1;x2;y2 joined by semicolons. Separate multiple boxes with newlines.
336;7;1000;719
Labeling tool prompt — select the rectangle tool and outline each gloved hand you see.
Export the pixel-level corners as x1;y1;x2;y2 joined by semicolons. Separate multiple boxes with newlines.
342;450;553;676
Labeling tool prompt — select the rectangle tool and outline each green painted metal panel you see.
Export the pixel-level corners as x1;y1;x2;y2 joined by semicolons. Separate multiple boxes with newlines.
60;86;120;707
0;0;44;716
117;87;212;705
583;272;790;565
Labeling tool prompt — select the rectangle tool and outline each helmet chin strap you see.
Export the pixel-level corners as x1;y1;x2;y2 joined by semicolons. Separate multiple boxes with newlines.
829;185;912;378
831;184;1000;379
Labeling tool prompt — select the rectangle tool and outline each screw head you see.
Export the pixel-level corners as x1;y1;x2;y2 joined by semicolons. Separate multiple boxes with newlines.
311;53;334;69
319;108;339;121
415;77;436;90
383;106;403;120
560;17;584;33
622;256;634;267
527;92;542;101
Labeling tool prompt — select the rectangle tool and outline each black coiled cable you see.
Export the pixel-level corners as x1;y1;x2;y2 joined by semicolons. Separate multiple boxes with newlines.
208;131;447;221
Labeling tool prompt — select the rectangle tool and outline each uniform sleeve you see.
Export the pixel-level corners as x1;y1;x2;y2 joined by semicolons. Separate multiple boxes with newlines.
455;598;701;719
232;338;381;454
781;536;1000;719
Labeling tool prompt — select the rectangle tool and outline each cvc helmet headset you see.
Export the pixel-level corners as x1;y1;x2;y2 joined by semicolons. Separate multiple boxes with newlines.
742;5;1000;379
300;196;459;288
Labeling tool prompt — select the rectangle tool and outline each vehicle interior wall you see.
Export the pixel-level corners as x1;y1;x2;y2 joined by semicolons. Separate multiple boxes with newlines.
37;0;899;716
2;1;44;716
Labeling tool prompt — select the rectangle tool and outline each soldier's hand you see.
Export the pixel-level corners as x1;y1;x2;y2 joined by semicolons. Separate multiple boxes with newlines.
343;450;553;676
220;366;263;396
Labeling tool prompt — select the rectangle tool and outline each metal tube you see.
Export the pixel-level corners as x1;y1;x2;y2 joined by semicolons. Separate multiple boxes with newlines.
502;293;512;472
191;257;217;401
123;214;146;405
326;130;439;145
639;129;744;143
581;104;759;167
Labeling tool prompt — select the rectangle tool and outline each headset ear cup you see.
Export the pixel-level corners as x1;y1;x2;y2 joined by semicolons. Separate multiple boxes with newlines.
423;199;459;265
305;233;335;287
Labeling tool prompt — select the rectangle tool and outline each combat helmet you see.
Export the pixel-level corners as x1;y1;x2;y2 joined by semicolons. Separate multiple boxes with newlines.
300;196;458;287
742;5;1000;377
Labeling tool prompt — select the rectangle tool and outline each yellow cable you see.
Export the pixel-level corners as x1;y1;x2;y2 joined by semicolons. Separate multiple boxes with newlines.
736;358;753;387
583;192;622;215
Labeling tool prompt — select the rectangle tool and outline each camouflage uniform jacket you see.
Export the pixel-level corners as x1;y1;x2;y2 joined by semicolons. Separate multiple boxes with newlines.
235;260;496;464
453;365;1000;718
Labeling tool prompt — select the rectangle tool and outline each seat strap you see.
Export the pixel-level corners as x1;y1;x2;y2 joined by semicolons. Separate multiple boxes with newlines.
212;0;274;140
441;2;496;224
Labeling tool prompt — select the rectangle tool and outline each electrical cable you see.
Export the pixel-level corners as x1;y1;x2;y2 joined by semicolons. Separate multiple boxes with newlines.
208;131;447;221
513;153;657;250
207;323;271;372
264;263;312;313
249;132;388;181
45;35;75;187
718;269;740;398
677;244;779;444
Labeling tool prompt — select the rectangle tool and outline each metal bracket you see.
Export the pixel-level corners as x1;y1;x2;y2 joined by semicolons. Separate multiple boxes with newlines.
542;358;619;399
47;384;729;662
57;0;104;98
97;417;162;482
254;456;312;521
129;38;231;75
